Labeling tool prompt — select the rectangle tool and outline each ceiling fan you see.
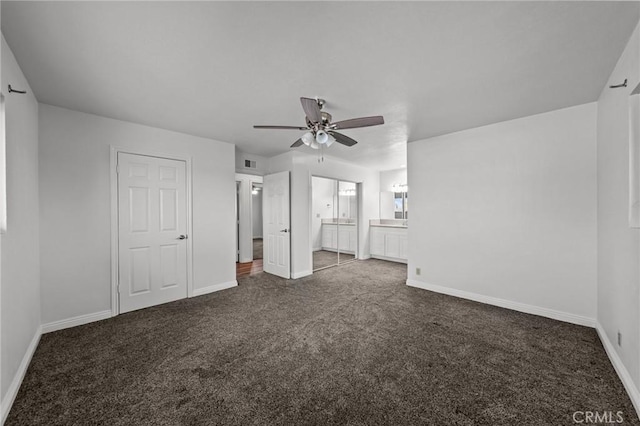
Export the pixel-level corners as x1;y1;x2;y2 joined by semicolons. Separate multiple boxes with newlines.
253;97;384;149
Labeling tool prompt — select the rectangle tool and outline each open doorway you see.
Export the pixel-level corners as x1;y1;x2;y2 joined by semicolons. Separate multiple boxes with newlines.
311;176;359;272
236;174;264;278
252;182;263;260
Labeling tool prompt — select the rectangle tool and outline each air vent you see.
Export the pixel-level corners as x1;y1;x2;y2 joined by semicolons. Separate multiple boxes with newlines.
244;159;257;169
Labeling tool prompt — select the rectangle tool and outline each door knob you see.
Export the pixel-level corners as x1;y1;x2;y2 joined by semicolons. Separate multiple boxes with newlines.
280;229;289;233
178;235;187;240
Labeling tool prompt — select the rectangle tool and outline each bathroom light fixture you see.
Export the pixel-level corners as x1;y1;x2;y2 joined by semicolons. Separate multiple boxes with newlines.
392;183;408;192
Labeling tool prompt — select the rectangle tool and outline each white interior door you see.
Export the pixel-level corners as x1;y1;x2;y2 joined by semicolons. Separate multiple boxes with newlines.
263;171;290;278
118;152;188;313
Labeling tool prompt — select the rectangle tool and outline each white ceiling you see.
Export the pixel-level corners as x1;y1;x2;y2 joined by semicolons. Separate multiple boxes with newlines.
2;1;638;171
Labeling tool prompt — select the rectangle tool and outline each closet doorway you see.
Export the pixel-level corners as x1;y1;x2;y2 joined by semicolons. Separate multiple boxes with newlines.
311;176;358;271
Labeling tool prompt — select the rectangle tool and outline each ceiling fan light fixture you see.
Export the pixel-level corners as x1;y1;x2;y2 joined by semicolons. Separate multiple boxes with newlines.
316;130;329;145
325;134;336;147
301;132;314;147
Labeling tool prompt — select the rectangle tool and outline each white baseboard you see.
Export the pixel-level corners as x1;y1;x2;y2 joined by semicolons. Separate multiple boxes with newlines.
371;254;408;264
596;323;640;420
1;326;41;424
192;280;238;297
406;279;595;327
291;270;312;279
42;310;112;334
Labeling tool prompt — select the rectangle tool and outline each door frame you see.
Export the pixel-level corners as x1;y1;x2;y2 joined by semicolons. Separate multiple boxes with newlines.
235;173;263;263
109;146;194;317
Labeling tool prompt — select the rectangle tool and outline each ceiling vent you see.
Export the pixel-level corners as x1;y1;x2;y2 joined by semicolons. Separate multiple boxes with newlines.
244;159;257;169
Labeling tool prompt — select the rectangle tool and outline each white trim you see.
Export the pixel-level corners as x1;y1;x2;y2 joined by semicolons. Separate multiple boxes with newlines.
41;310;112;334
192;280;238;297
1;326;41;424
406;279;595;327
291;270;312;279
596;322;640;420
371;254;408;264
110;146;194;316
110;148;118;316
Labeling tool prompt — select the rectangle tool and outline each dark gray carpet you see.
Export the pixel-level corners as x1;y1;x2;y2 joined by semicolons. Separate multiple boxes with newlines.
313;250;355;270
6;259;639;425
253;238;262;260
313;249;338;270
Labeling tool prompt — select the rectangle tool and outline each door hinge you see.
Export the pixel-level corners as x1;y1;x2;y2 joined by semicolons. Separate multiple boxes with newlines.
116;164;120;174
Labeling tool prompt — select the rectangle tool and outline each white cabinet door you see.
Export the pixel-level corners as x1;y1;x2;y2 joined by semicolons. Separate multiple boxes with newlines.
338;227;351;251
322;224;337;250
349;227;357;253
321;227;331;249
385;233;401;259
399;234;408;259
370;228;385;256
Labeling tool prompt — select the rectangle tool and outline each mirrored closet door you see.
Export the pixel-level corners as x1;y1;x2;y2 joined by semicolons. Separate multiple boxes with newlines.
337;181;357;265
311;176;358;272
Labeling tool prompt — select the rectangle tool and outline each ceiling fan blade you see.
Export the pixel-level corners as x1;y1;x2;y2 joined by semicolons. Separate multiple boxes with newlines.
331;116;384;130
254;125;308;130
291;138;304;148
300;97;322;123
328;131;358;147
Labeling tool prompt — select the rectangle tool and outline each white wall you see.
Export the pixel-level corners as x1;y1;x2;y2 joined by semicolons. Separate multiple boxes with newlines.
235;148;267;176
379;168;407;192
39;104;236;324
1;36;41;416
269;151;379;278
311;176;337;250
407;102;598;323
597;21;640;392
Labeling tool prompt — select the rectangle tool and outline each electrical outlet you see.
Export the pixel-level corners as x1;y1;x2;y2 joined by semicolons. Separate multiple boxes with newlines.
618;331;622;346
416;267;421;276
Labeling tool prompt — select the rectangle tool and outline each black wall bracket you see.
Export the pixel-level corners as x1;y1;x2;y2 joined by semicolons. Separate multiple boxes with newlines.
8;84;26;94
610;79;628;89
